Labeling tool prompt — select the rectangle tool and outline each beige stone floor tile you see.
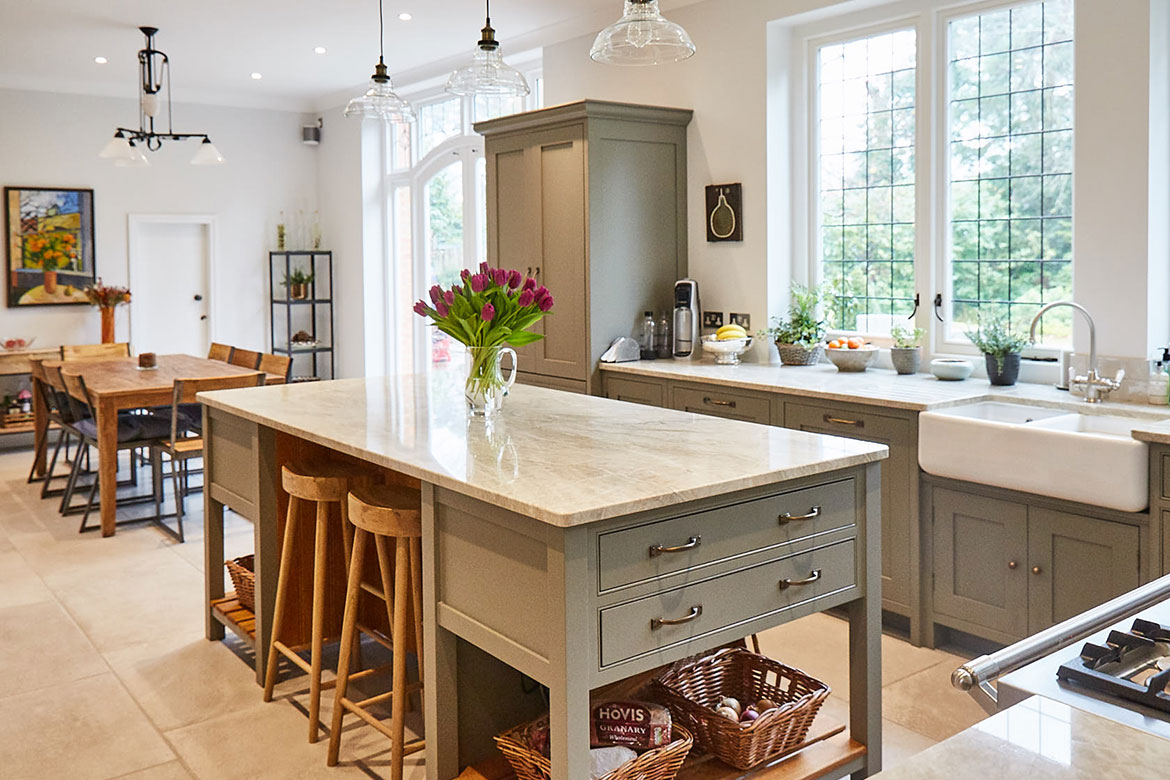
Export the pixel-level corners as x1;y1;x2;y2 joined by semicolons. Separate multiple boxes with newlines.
0;549;53;608
818;697;937;772
881;656;989;742
114;761;196;779
169;528;255;575
0;599;109;699
0;673;175;780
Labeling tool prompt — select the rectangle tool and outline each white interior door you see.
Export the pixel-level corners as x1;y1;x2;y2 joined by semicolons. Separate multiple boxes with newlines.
128;217;212;356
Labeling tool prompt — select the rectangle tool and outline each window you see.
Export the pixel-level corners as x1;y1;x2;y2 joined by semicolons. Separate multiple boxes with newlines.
810;0;1074;349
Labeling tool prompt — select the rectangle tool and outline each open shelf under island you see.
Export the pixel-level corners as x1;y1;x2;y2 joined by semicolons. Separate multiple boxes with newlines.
198;374;887;779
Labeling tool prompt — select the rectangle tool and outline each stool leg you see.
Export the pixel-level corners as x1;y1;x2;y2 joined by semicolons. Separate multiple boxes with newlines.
384;537;411;780
409;536;424;713
308;499;329;743
327;527;368;767
263;495;300;702
338;495;363;674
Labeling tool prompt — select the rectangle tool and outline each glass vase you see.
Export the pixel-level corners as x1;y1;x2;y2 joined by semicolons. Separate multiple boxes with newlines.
465;346;517;418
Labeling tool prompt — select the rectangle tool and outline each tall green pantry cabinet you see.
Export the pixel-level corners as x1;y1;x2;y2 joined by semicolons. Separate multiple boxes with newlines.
476;100;692;394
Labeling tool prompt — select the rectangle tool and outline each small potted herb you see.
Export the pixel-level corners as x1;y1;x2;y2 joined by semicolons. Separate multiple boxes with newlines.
966;314;1029;386
282;269;314;300
890;324;925;375
763;283;827;366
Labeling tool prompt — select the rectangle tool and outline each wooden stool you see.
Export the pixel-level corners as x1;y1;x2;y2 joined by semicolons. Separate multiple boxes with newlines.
327;485;425;779
263;463;371;743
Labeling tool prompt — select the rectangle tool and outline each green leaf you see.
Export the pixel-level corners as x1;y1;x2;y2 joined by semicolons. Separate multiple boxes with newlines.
505;330;544;346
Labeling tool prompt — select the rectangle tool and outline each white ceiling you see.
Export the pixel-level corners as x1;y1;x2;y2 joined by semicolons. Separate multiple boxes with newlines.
0;0;702;112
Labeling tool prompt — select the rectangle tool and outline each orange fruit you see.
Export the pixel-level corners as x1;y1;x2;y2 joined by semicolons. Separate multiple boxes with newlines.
828;339;842;349
847;337;864;349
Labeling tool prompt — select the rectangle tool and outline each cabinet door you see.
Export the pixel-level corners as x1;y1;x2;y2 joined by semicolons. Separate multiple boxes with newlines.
1027;508;1140;634
931;487;1029;640
784;402;914;610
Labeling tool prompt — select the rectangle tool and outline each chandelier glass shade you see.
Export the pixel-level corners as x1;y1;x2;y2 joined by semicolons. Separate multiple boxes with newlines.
446;1;530;97
345;0;414;123
590;0;696;66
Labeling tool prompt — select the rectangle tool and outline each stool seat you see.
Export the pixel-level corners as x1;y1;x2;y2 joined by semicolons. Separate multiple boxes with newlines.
347;485;421;537
281;462;362;503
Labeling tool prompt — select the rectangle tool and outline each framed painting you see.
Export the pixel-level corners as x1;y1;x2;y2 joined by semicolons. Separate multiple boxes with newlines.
5;186;95;307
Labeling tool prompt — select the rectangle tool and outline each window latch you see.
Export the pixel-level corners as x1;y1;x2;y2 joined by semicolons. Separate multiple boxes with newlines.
933;293;944;322
908;293;920;319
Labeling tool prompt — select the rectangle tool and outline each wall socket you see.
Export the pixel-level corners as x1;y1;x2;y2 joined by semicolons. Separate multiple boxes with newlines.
702;311;724;328
729;313;751;330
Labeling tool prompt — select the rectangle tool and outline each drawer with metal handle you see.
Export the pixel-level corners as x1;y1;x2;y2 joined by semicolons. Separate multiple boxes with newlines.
599;538;857;667
597;479;855;592
671;384;771;424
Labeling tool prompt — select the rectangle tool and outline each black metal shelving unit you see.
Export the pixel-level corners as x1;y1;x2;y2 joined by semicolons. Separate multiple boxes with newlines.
269;251;334;381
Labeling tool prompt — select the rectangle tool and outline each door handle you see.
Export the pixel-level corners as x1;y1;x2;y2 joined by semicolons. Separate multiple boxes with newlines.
649;535;701;557
704;397;737;408
779;569;822;589
650;605;702;630
779;506;821;524
193;294;203;301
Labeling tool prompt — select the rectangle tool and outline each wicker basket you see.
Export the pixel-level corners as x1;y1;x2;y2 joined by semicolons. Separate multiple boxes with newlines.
650;648;829;770
225;555;256;612
776;343;824;366
494;721;692;780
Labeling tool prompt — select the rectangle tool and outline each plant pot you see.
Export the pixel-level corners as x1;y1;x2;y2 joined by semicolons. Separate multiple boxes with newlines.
985;352;1021;386
289;283;308;300
43;270;58;295
776;343;824;366
100;307;115;343
890;347;921;375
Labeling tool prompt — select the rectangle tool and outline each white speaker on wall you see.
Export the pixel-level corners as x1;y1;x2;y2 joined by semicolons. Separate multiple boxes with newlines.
302;119;322;146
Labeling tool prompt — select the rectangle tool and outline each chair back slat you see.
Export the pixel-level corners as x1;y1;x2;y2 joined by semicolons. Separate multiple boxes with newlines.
62;343;130;360
57;369;96;425
258;353;292;382
207;343;232;362
228;348;262;369
170;372;265;442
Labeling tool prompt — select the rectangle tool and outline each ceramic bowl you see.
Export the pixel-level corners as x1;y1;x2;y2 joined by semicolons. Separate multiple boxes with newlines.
701;335;752;365
825;345;879;372
1;337;34;352
930;358;975;381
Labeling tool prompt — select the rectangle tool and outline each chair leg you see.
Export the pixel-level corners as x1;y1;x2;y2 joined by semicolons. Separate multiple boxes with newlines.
59;441;85;515
41;430;66;499
151;449;163;524
327;528;369;767
263;496;300;702
26;425;51;484
77;460;100;533
308;499;329;744
169;456;186;543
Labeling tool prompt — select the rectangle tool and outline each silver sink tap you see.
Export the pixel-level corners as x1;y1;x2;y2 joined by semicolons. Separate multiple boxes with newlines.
1029;301;1123;403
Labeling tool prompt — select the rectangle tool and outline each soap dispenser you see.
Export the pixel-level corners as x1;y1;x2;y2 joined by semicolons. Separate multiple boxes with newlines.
1148;348;1170;406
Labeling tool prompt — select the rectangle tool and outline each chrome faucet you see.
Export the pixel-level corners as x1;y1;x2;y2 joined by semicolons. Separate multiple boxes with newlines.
1029;301;1123;403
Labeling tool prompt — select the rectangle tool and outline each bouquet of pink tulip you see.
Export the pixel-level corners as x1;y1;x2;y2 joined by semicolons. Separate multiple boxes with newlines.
412;262;554;348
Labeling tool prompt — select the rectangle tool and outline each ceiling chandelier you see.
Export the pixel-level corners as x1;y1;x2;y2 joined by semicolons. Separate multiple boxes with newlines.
445;0;530;98
98;27;225;166
590;0;696;66
345;0;415;123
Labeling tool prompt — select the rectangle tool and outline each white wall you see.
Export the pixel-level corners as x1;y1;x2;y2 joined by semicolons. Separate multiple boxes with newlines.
0;88;318;353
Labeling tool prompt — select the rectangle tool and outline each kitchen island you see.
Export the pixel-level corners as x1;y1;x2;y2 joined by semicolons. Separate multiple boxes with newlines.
198;373;887;779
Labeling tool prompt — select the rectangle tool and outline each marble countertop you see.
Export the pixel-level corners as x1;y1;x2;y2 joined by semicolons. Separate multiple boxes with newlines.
873;695;1170;779
198;374;886;528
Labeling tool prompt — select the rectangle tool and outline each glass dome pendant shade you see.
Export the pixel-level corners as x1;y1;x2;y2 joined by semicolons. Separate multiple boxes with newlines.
345;0;414;123
590;0;696;66
445;3;530;98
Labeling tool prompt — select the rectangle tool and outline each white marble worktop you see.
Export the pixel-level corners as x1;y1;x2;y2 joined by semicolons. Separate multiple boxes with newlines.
198;373;886;527
873;695;1170;779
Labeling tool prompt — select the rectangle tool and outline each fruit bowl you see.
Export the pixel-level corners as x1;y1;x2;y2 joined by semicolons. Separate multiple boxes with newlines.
2;338;35;352
825;344;878;372
701;335;753;365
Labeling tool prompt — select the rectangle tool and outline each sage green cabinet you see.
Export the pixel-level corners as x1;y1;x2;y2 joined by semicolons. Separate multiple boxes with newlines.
669;383;771;425
478;101;692;394
931;484;1141;643
603;375;664;407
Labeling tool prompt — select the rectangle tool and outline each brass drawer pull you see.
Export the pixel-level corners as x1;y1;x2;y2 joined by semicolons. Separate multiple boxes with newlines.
703;397;737;408
779;569;822;590
823;414;864;428
779;506;821;524
649;535;701;557
651;605;702;630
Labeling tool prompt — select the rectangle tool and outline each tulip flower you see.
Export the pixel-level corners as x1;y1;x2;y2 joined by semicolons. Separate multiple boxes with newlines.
436;300;450;317
429;284;443;305
522;277;537;292
444;289;456;306
518;289;535;307
413;300;428;316
538;293;555;312
460;268;471;282
470;274;487;293
492;267;508;287
479;261;490;274
534;286;549;300
481;302;495;322
507;269;522;289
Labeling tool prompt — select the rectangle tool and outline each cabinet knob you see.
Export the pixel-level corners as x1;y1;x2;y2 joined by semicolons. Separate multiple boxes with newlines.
1032;565;1042;575
1008;561;1018;570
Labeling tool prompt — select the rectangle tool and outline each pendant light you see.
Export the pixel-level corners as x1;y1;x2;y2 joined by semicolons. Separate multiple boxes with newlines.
445;0;530;98
590;0;696;66
345;0;415;122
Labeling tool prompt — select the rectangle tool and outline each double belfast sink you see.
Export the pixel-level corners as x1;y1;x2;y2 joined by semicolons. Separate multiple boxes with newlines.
919;402;1159;512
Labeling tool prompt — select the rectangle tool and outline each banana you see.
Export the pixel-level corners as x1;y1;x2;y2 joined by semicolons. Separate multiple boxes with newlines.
716;324;747;338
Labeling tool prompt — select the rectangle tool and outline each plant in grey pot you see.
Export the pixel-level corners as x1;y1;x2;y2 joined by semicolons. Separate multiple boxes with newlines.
889;323;925;375
966;314;1029;386
763;283;826;366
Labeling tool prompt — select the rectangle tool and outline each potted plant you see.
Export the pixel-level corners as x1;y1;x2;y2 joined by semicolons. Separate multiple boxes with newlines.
890;323;925;375
966;314;1029;386
763;283;827;366
83;279;132;343
282;269;314;300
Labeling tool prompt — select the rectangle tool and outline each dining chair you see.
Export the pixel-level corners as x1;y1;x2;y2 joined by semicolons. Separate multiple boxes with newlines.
150;372;266;541
258;353;293;384
62;343;130;360
228;347;262;369
30;362;84;497
207;343;233;362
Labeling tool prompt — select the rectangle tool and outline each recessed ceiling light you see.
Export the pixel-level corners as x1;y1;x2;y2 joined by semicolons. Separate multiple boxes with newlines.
251;72;263;80
313;46;327;55
398;12;413;21
94;56;108;64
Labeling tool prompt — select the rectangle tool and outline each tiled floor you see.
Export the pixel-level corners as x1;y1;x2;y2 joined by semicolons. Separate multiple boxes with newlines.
0;447;987;779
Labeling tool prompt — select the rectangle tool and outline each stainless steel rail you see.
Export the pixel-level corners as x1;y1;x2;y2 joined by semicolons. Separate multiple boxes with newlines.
951;573;1170;714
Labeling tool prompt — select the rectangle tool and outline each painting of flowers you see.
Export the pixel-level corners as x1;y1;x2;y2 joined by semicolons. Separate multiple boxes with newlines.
5;186;95;307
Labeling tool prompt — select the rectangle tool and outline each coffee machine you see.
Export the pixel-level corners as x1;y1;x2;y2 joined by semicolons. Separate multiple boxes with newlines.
672;279;701;359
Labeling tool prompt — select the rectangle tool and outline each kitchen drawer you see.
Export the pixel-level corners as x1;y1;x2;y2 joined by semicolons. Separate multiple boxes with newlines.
671;384;771;424
604;375;665;407
599;538;857;667
784;401;905;437
597;479;856;591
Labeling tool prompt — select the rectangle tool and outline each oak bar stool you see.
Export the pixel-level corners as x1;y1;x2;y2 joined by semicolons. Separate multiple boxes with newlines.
327;485;425;780
263;463;372;742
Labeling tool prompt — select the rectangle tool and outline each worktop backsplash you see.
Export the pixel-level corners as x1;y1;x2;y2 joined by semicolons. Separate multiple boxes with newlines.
1066;354;1162;405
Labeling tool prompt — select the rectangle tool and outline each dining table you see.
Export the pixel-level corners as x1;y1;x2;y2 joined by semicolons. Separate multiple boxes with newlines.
31;353;284;537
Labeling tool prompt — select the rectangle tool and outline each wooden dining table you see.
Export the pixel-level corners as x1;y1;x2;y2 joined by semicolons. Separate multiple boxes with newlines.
31;353;284;537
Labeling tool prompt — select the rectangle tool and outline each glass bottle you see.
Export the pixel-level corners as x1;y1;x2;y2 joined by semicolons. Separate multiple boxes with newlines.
639;311;657;360
655;312;673;359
